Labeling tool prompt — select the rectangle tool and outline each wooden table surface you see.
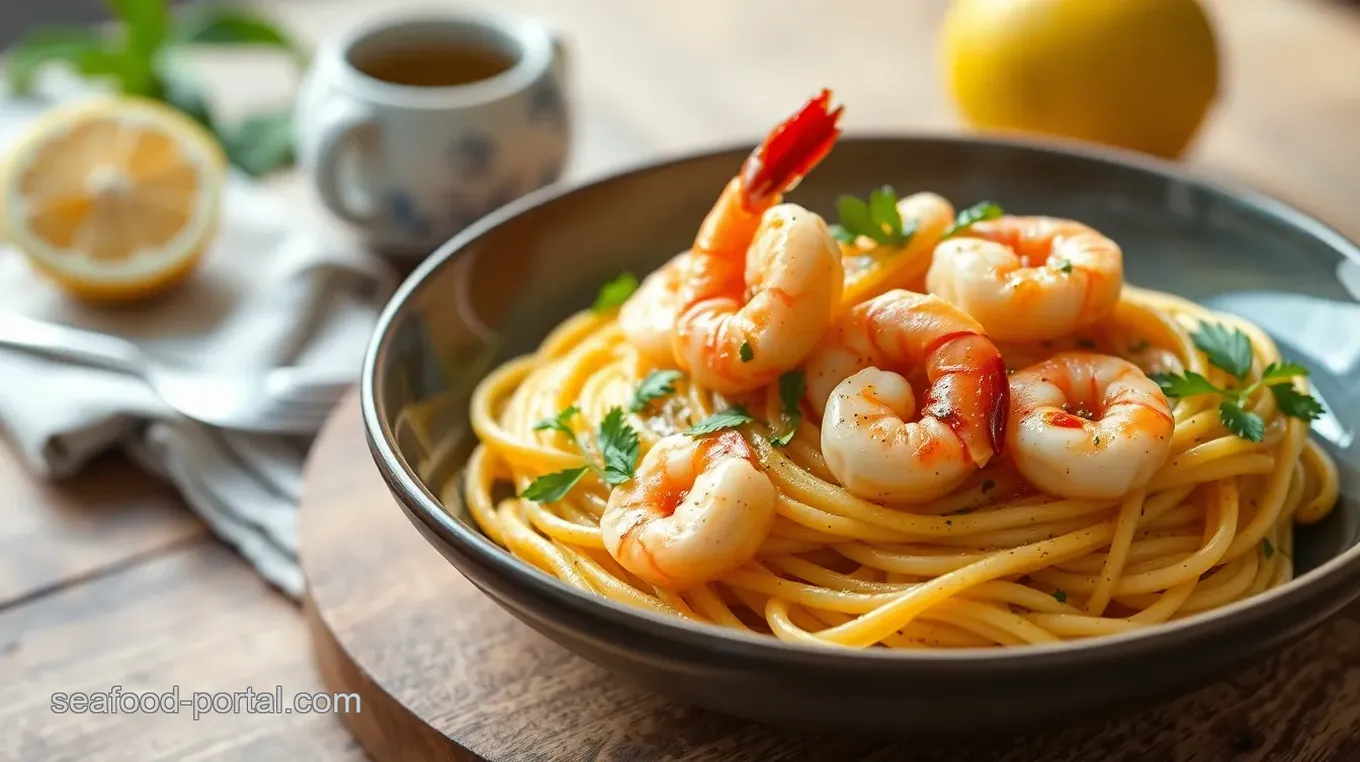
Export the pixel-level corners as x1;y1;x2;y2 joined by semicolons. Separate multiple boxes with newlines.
3;1;1358;760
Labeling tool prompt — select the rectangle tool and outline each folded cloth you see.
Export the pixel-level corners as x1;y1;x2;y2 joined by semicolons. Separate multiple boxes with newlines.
0;93;397;596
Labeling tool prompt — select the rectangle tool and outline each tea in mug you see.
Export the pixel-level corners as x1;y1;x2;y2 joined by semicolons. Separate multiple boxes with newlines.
357;44;516;87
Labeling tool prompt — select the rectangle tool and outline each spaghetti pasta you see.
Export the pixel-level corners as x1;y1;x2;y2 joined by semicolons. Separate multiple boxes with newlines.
464;267;1338;649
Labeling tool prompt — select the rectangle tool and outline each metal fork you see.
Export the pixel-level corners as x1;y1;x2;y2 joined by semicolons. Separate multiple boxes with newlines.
0;313;352;434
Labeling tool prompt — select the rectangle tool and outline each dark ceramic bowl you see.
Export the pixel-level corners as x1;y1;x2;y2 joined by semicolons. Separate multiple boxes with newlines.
361;135;1360;735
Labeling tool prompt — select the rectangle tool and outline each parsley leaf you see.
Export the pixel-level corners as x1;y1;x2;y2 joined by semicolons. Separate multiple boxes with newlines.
533;406;580;438
1262;361;1310;383
834;186;914;247
941;201;1004;239
1218;401;1266;442
770;370;805;447
1151;371;1225;399
630;370;683;413
687;406;756;437
525;405;640;499
1270;383;1325;421
739;341;754;362
592;272;639;312
1262;538;1275;559
1192;323;1254;380
521;467;589;502
1052;590;1068;604
596;407;640;486
1053;258;1073;274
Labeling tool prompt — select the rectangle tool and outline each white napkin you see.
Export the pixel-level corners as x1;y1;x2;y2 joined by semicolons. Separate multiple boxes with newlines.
0;93;397;597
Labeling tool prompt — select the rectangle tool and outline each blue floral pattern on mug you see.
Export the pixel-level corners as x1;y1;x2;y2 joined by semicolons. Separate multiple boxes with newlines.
528;79;566;128
449;132;496;179
387;190;432;238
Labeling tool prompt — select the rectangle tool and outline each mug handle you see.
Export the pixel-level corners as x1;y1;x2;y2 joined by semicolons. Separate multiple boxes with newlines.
312;98;381;224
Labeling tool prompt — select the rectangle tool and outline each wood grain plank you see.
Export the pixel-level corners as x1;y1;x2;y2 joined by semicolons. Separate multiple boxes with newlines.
0;542;365;762
0;445;203;608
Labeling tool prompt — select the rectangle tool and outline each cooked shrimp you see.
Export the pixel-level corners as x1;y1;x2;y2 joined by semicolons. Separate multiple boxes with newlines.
926;216;1123;342
673;90;845;395
1008;352;1174;500
620;252;688;368
805;290;1009;503
602;431;775;589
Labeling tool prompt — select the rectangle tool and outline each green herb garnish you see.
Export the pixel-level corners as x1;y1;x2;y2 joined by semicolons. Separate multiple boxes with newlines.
520;467;588;502
592;272;639;312
739;341;754;362
769;370;805;447
1262;538;1275;560
1052;590;1068;604
686;406;756;437
596;407;639;487
1150;323;1323;443
830;186;915;247
1054;258;1074;274
630;369;684;413
523;405;641;500
941;201;1004;239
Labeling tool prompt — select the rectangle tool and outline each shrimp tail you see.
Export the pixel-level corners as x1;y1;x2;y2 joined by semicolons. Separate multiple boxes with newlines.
926;332;1009;465
738;89;843;209
980;352;1010;455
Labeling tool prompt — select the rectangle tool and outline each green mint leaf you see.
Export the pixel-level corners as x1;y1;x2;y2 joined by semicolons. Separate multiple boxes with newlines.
109;0;171;56
1262;361;1310;383
1262;538;1275;559
770;370;805;447
1218;401;1266;442
521;467;589;502
1052;590;1068;604
686;406;756;437
592;272;638;312
942;201;1004;239
533;406;580;438
173;6;307;62
630;370;683;413
835;195;875;242
828;224;856;244
1269;383;1324;421
221;109;295;176
4;29;122;95
1192;323;1254;380
739;341;754;363
596;407;640;486
106;0;170;94
1150;371;1223;399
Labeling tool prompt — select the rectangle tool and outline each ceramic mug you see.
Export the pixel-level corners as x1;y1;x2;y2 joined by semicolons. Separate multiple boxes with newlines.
296;12;570;257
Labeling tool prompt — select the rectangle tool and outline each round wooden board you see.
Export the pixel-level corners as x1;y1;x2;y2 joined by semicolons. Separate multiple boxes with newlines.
301;393;1360;762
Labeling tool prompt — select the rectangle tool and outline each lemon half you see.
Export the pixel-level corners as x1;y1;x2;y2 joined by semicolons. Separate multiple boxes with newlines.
1;97;226;302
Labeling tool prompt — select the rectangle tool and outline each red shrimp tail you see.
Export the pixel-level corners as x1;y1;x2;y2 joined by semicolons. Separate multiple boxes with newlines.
739;89;843;209
980;353;1010;456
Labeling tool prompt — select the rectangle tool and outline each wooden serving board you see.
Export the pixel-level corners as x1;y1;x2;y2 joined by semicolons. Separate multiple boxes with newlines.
300;394;1360;761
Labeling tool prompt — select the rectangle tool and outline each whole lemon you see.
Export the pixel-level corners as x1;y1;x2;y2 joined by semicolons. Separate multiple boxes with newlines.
943;0;1220;158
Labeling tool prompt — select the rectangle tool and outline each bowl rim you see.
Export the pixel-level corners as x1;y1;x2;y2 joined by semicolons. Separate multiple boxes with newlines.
361;130;1360;668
